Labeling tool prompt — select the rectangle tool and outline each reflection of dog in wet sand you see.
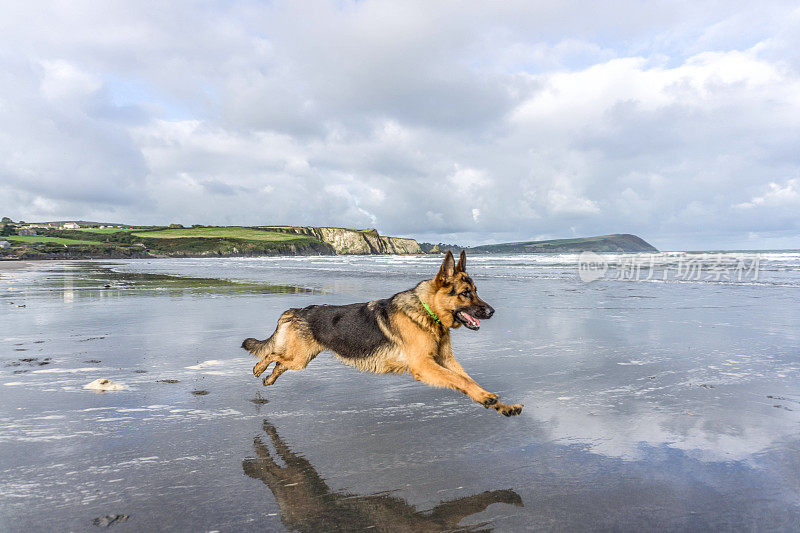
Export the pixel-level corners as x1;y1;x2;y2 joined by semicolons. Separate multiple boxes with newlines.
243;421;523;531
242;251;523;416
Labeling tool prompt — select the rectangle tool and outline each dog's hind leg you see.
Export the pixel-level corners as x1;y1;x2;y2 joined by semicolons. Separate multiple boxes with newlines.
245;338;279;379
262;362;287;386
253;357;274;378
245;310;300;376
246;311;300;380
258;326;323;386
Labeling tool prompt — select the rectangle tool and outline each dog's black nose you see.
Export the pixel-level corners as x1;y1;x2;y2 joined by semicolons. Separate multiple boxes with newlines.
484;305;494;318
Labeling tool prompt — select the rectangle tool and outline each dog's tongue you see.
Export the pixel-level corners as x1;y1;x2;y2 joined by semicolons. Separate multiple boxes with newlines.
462;312;480;327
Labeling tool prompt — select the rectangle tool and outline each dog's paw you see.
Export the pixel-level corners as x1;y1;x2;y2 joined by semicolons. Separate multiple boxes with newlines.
480;392;500;407
496;403;524;417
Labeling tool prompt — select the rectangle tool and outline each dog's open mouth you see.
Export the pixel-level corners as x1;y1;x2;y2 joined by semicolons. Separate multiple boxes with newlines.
456;310;481;330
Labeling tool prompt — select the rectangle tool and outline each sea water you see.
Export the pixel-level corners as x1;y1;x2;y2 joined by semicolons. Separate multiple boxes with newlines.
1;253;799;531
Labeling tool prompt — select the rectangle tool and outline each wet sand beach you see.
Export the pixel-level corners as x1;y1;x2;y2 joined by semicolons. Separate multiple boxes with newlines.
1;256;799;531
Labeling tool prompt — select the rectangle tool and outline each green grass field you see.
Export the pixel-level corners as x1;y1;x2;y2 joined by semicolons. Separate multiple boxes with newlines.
5;235;102;245
74;227;131;234
261;225;373;233
132;227;317;242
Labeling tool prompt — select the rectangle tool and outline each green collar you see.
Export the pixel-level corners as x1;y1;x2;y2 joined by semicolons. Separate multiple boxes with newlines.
419;298;442;325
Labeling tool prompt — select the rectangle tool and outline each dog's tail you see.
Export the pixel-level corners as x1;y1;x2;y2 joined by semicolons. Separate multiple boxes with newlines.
241;337;272;358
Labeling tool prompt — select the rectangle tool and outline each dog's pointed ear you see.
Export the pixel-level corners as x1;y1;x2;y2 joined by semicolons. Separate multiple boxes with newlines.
455;250;466;273
435;251;455;286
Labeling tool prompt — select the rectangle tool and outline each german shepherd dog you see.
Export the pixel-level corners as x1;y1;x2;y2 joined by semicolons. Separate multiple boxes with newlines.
242;251;523;416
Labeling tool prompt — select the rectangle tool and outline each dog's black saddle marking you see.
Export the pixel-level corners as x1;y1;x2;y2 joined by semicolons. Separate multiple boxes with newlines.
300;299;392;359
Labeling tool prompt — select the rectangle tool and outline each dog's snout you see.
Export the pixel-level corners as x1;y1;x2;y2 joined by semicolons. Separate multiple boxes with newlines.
482;305;494;319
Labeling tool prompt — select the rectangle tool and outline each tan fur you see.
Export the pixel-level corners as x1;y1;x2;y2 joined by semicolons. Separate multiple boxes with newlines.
249;311;324;384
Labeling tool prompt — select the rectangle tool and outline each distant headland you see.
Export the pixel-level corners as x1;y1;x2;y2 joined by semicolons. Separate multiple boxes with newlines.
0;218;657;260
468;234;658;254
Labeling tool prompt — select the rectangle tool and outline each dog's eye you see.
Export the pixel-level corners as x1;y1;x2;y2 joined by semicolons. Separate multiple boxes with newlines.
460;291;470;297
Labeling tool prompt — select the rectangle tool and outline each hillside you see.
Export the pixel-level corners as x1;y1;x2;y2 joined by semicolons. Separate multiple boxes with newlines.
1;220;655;260
0;224;421;260
469;234;658;254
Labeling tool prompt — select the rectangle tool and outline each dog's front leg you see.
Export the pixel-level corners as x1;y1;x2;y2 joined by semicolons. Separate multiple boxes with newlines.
432;361;524;417
440;354;479;384
442;358;523;415
437;337;480;383
410;359;503;409
437;344;523;416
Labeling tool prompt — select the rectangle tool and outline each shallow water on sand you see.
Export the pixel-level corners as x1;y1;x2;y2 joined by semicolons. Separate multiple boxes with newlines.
1;256;799;531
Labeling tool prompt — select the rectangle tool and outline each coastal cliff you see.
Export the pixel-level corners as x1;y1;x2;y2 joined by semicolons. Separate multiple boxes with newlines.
268;227;423;255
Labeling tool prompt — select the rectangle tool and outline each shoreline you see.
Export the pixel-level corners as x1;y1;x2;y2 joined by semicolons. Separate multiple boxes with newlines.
0;251;419;262
0;260;34;272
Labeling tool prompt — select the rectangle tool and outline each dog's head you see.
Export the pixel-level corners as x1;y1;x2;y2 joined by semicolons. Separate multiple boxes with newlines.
432;250;494;330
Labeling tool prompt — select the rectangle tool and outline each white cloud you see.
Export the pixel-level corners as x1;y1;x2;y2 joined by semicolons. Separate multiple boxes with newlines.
39;60;101;100
547;190;600;216
0;1;799;248
735;178;800;208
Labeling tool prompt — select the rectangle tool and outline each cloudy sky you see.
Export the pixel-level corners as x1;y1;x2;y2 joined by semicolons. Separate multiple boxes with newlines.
1;1;799;250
